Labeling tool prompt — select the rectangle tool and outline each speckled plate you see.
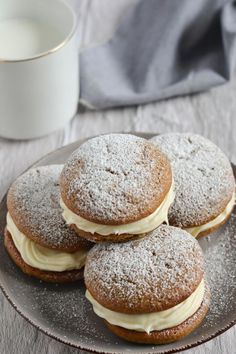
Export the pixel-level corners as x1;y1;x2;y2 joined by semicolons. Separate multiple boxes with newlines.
0;133;236;354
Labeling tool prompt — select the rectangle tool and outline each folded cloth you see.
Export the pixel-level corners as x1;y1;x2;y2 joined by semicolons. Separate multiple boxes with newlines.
79;0;236;109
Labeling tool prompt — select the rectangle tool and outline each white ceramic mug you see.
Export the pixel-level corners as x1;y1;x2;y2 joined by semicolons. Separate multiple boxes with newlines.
0;0;78;139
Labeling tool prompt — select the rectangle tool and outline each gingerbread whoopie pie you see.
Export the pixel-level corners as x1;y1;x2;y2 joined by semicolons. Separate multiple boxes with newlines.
60;134;174;243
151;133;235;238
84;225;210;344
5;165;92;283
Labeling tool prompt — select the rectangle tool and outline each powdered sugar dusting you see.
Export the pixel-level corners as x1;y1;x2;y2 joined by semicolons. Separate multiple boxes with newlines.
85;225;204;313
60;134;171;224
151;133;235;228
7;165;91;251
201;210;236;328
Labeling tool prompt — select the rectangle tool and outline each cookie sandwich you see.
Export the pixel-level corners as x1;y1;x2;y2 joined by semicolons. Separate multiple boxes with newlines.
5;165;92;283
60;134;175;243
151;133;235;238
85;225;210;344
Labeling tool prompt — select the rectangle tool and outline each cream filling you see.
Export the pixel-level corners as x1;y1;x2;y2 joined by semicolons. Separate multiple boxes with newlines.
6;213;87;272
60;182;175;236
185;191;235;237
85;279;205;333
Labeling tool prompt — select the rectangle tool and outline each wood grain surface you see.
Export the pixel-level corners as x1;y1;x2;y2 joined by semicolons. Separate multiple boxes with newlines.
0;1;235;353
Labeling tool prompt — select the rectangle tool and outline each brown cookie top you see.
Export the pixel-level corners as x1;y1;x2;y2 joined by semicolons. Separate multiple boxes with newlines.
60;134;172;225
151;133;235;228
84;225;204;314
7;165;92;252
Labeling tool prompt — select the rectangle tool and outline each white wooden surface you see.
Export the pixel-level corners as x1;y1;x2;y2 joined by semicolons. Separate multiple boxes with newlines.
0;1;235;353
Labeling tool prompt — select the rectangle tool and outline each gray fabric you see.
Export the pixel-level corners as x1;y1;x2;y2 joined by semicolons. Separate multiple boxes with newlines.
80;0;236;109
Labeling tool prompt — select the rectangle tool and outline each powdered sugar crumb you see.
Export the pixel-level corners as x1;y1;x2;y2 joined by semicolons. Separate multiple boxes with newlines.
201;210;236;328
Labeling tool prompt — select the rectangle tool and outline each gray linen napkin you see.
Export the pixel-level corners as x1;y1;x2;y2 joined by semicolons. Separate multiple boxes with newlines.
79;0;236;109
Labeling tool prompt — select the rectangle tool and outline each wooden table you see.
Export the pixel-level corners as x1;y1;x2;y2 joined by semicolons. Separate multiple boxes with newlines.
0;1;235;353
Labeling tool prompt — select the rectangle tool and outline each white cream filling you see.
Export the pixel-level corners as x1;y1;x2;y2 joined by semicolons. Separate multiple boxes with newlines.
6;213;87;272
85;279;205;333
185;191;235;237
60;182;175;236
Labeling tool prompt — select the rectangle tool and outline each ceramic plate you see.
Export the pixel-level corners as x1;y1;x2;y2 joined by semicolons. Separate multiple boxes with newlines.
0;133;235;354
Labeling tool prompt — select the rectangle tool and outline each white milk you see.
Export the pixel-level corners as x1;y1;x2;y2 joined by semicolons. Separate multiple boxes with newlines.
0;18;63;60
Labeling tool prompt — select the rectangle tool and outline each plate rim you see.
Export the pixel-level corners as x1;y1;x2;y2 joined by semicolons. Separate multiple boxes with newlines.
0;132;235;354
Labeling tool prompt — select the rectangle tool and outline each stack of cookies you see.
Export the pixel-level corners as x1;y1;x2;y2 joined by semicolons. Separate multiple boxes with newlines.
4;133;235;345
